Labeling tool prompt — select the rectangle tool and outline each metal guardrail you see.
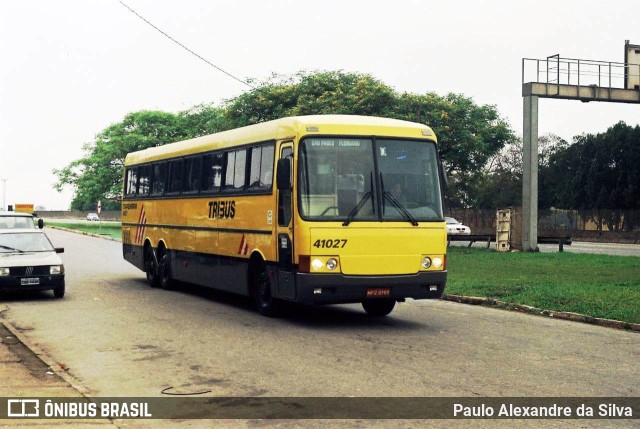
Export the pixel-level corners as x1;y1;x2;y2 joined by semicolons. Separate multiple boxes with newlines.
522;55;640;89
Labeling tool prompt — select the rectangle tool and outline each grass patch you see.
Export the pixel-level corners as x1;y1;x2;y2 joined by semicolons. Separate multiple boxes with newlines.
46;221;122;240
446;247;640;324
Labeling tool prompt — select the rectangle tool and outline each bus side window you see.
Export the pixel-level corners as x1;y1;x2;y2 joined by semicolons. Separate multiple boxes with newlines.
261;145;275;188
202;153;224;193
138;165;151;196
167;160;183;193
182;157;202;193
278;146;293;227
125;168;138;197
249;145;275;190
151;163;166;195
224;149;247;192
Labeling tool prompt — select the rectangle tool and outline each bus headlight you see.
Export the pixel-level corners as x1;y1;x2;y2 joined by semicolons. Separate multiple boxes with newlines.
421;257;432;269
432;257;443;269
326;258;338;271
308;257;339;272
311;258;324;271
0;268;9;276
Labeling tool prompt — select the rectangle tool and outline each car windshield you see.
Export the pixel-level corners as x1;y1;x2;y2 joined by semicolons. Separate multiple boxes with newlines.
0;232;54;253
298;138;443;223
0;216;35;229
445;218;459;224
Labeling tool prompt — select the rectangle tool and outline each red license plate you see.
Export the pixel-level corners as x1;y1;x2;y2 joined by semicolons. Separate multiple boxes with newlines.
366;288;391;298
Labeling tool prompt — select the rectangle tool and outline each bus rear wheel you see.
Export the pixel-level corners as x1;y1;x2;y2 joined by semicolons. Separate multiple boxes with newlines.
362;299;396;317
144;246;160;288
158;249;175;290
253;266;282;317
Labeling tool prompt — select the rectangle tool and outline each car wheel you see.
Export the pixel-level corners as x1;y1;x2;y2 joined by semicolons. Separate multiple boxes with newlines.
53;284;65;299
362;299;395;317
144;246;160;288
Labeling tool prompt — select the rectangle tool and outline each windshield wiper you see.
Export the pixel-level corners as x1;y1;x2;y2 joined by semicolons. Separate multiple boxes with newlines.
0;245;25;253
342;191;372;226
383;191;419;227
379;173;418;226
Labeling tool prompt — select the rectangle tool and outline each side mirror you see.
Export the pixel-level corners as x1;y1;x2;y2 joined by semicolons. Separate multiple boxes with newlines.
437;155;449;191
276;158;292;191
55;247;64;254
38;218;44;229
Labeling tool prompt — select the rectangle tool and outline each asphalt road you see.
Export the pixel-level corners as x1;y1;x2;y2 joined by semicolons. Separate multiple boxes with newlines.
1;229;639;428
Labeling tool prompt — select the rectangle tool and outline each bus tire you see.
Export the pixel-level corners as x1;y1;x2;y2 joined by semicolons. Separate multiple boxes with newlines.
253;265;282;317
362;299;395;317
158;248;175;290
144;244;160;288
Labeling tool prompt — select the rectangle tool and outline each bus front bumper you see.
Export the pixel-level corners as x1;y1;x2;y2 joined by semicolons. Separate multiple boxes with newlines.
293;271;446;305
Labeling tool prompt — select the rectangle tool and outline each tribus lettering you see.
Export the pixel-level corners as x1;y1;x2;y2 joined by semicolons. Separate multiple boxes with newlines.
208;201;236;219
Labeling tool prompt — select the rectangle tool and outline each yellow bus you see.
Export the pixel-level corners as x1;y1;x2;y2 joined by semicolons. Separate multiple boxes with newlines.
122;115;447;317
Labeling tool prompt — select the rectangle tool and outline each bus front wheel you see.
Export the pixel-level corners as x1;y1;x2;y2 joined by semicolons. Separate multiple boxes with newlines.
253;266;282;317
362;299;396;317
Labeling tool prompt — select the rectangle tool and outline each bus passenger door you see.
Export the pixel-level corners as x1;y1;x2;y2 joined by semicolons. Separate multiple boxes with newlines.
276;144;295;299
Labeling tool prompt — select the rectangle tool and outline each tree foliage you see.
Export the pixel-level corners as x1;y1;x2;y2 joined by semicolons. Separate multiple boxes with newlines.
473;133;568;210
223;71;398;126
544;122;640;230
54;71;516;210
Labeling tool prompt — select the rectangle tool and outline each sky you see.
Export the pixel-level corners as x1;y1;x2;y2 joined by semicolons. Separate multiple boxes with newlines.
1;0;639;210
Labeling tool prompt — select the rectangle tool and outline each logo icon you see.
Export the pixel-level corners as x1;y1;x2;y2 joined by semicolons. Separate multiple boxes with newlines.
7;399;40;417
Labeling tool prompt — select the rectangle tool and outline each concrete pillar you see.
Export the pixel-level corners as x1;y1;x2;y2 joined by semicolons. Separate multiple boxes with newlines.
522;95;539;251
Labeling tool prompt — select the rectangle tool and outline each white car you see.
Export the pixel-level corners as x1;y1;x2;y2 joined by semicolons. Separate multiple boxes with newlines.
86;213;100;221
445;217;471;235
0;211;43;229
0;229;65;298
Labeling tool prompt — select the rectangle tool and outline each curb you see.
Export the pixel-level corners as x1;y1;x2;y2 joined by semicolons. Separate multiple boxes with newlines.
442;294;640;333
2;320;92;396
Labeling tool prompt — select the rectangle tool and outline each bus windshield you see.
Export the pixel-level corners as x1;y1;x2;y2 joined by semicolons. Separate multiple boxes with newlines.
298;137;443;223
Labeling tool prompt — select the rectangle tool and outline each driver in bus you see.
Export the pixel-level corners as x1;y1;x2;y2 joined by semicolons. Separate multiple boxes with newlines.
391;182;407;205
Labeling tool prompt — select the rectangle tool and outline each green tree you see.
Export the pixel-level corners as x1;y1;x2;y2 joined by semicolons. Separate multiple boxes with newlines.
223;71;398;127
54;111;184;210
546;122;640;230
178;104;229;138
472;133;567;210
55;71;516;210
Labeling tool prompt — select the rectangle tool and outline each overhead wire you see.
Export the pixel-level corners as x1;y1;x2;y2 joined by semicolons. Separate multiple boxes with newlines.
118;1;255;89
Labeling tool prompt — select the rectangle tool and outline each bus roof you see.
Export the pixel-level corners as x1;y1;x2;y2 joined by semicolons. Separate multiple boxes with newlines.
124;115;437;166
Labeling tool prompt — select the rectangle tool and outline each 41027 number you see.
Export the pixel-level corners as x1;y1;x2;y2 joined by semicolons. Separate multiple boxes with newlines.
313;239;347;249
